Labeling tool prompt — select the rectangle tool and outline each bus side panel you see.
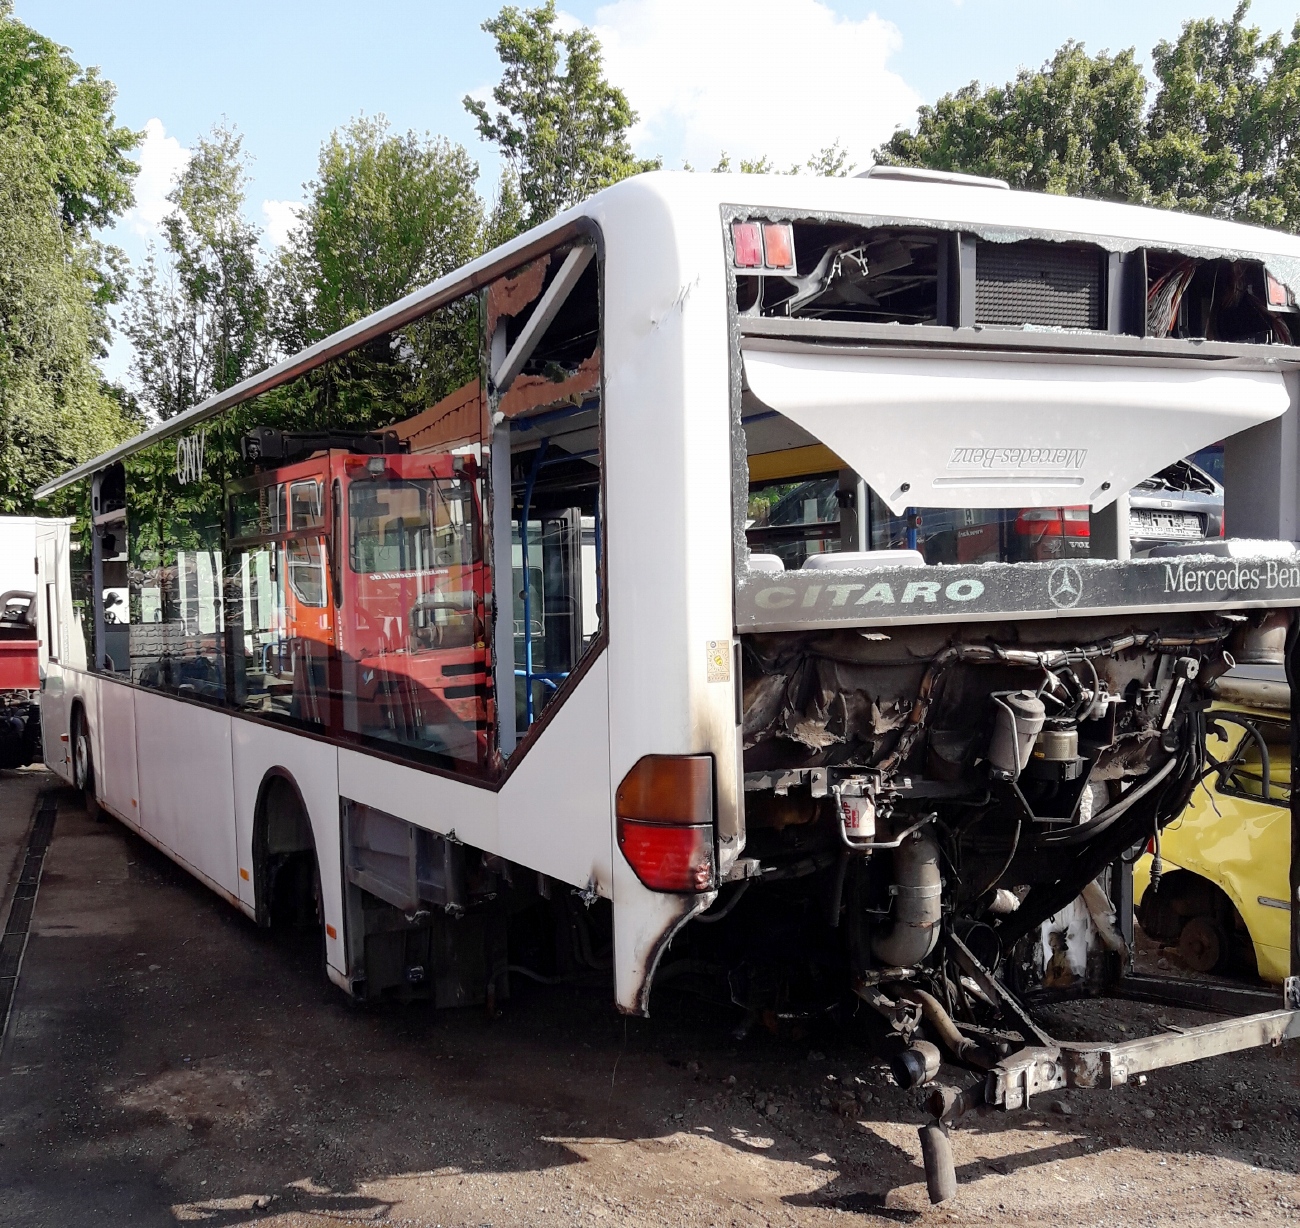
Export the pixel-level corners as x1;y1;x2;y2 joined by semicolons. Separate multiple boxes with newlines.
35;523;71;773
39;668;73;783
497;652;612;895
336;748;497;866
96;677;138;818
596;187;739;1013
134;691;238;897
231;721;341;969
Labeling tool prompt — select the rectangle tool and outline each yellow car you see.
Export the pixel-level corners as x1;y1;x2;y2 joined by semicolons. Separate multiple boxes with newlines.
1134;667;1292;983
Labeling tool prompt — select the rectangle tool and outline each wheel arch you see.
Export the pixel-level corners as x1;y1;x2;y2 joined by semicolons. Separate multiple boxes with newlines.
251;766;318;928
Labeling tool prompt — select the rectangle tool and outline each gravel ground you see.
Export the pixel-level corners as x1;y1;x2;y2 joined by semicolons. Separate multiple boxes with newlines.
0;785;1297;1226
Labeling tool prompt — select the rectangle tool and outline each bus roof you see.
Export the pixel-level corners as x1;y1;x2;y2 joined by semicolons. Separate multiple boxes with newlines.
36;170;1300;499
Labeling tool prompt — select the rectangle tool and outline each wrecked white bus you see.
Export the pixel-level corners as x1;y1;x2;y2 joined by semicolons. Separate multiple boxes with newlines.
35;169;1300;1202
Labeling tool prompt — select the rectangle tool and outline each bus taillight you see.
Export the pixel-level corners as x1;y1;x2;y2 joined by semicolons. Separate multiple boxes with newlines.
616;755;716;893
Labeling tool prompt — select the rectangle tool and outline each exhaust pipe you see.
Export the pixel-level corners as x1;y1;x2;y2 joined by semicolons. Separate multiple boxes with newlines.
872;829;942;967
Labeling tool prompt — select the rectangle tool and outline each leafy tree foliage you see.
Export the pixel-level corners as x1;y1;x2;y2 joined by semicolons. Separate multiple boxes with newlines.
876;2;1300;232
262;116;484;434
124;125;270;420
0;0;138;236
0;1;140;510
876;41;1149;200
707;141;856;177
276;115;483;346
465;0;658;228
1142;3;1300;228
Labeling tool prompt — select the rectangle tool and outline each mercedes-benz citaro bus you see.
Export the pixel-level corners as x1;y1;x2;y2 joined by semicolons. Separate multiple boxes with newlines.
35;168;1300;1202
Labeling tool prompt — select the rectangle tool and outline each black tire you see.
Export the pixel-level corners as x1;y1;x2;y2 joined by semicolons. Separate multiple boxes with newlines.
71;708;101;820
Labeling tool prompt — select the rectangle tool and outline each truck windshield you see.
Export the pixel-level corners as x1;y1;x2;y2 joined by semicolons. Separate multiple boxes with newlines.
348;477;479;573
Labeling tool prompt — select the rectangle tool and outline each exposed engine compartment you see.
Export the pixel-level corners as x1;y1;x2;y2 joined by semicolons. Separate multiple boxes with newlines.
668;611;1274;1090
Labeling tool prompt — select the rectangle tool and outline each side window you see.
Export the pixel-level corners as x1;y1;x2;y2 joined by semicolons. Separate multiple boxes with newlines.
44;583;59;661
1209;714;1291;807
485;238;604;751
286;538;327;607
126;433;227;702
224;287;492;771
91;463;129;673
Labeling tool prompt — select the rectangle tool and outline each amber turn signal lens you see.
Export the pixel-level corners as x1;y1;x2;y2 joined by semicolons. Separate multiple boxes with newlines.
616;755;712;825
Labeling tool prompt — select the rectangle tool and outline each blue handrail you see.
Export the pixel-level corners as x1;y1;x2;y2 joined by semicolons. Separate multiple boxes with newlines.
519;439;548;728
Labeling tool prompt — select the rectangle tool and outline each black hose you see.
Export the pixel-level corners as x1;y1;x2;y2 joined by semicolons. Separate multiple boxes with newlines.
1038;757;1177;847
507;965;570;985
693;880;750;924
998;710;1203;946
1208;712;1271;801
973;817;1022;898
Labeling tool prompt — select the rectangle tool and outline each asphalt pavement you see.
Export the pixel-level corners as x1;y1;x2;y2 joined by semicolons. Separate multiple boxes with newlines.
0;777;1297;1227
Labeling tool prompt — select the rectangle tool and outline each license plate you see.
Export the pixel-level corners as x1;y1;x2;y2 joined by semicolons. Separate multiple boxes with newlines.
1129;509;1203;539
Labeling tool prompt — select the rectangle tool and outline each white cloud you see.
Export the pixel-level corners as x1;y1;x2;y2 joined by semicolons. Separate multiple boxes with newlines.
586;0;922;171
262;198;304;248
123;118;191;238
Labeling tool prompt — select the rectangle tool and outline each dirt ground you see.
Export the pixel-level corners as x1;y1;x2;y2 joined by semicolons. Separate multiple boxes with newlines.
0;776;1298;1227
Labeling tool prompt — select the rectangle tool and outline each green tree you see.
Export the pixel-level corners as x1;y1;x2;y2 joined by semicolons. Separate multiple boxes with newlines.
876;40;1150;200
1142;3;1300;229
806;141;856;178
276;115;483;347
0;0;138;235
706;141;855;176
0;1;140;509
0;123;140;509
465;1;658;228
875;2;1300;233
124;124;270;420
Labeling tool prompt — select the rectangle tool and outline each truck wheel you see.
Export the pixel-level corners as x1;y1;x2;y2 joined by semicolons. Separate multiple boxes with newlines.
71;709;100;820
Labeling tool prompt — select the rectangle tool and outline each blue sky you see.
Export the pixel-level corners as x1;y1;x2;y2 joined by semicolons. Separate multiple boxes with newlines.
16;0;1300;379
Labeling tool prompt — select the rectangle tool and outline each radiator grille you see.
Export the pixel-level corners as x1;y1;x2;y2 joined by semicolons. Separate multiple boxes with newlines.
975;241;1104;329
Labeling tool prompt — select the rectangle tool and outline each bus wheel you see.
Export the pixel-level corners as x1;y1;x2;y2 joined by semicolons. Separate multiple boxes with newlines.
71;708;100;820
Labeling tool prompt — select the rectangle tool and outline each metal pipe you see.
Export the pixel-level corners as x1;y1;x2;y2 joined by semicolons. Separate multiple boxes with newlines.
897;987;992;1069
871;829;942;967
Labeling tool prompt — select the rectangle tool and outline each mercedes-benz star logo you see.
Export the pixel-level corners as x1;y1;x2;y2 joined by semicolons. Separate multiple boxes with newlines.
1047;563;1083;609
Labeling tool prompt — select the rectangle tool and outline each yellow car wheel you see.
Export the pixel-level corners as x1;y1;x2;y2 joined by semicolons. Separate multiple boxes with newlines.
1178;914;1228;974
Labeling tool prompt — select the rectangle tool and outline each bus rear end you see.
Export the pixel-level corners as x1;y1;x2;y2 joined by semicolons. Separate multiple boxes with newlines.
628;187;1300;1203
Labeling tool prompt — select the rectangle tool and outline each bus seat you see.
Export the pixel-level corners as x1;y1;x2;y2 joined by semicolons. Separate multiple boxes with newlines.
747;554;785;573
801;549;925;571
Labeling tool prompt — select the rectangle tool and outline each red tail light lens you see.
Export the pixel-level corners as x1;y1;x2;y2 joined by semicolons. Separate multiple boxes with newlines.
616;755;716;893
618;822;715;893
1267;271;1293;309
731;222;763;268
761;222;796;271
1013;507;1091;538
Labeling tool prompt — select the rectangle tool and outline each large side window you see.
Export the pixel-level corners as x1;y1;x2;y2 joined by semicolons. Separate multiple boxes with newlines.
103;235;603;780
485;238;603;753
224;286;493;771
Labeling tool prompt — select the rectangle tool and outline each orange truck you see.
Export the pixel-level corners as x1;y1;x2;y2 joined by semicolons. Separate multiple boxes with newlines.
229;432;491;759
